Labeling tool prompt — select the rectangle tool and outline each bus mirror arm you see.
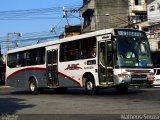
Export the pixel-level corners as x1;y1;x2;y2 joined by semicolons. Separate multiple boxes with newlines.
112;41;116;52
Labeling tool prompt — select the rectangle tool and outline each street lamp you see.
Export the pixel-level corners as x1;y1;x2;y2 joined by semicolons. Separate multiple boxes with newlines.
6;32;22;51
105;13;129;27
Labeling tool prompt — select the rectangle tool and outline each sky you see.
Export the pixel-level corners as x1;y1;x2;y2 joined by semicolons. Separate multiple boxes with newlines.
0;0;82;36
0;0;82;54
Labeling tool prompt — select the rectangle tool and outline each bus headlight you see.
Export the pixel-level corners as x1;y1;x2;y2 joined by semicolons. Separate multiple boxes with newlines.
117;74;130;79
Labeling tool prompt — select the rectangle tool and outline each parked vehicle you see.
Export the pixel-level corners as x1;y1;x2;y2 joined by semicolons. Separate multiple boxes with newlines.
153;68;160;87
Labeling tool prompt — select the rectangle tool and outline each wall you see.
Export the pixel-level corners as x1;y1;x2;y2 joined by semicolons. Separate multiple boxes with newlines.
95;0;129;30
148;0;160;24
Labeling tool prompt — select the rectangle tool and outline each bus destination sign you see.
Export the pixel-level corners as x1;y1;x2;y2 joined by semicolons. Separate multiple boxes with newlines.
115;29;145;37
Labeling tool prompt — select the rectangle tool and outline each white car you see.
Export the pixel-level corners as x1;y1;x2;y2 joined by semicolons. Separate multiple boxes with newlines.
153;68;160;87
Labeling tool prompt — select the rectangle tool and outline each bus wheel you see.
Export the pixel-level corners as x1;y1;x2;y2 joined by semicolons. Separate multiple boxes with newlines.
116;84;129;94
29;79;38;94
85;76;96;95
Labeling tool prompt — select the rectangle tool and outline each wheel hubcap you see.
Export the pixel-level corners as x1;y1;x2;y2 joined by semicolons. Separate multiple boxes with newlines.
87;81;93;90
30;83;35;91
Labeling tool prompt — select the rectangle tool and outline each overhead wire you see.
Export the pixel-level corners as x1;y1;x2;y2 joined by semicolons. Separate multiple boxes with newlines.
0;2;134;51
0;4;81;45
0;5;81;20
0;3;134;20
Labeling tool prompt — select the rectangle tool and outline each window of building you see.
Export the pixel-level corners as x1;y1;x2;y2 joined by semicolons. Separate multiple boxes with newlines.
82;9;94;28
149;5;155;12
83;0;91;4
135;0;141;5
132;14;147;23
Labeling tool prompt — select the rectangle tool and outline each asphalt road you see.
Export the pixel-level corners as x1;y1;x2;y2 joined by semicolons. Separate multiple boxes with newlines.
0;86;160;120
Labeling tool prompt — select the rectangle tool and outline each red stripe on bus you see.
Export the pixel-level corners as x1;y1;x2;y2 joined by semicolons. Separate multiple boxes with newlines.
58;72;81;86
7;67;80;86
7;67;46;79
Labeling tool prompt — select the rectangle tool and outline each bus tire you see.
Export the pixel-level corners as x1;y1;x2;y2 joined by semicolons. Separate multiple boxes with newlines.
85;76;96;95
116;84;129;94
29;79;38;94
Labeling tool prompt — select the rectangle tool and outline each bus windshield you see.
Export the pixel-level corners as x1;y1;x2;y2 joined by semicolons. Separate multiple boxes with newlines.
116;35;153;68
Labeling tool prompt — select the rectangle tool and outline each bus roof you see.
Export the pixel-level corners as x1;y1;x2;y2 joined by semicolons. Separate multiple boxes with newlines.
7;28;114;54
6;28;143;54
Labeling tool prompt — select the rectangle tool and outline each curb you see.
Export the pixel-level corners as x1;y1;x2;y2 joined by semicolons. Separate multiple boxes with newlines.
0;86;11;88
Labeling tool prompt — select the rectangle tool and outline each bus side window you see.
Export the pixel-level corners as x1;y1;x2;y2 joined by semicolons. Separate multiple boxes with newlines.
16;60;22;67
60;44;69;61
37;48;45;64
90;47;96;58
31;54;36;65
26;52;30;66
81;37;96;59
18;52;26;67
8;53;17;68
26;51;36;65
60;37;96;61
9;61;16;68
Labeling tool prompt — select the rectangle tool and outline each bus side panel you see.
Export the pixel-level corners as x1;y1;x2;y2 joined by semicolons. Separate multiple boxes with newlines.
7;67;47;88
25;68;47;88
7;78;17;88
58;60;98;87
58;61;83;87
58;72;81;87
7;69;28;88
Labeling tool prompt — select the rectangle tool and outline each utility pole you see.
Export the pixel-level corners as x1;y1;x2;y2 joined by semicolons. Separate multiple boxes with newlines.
6;33;9;51
6;32;22;51
63;6;69;26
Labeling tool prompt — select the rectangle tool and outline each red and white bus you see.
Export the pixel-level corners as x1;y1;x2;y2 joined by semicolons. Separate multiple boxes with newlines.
6;28;154;94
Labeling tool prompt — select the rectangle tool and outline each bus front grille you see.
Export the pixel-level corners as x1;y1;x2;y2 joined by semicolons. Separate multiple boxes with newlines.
131;74;147;79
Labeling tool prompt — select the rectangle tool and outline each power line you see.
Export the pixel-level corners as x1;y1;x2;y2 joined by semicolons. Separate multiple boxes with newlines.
0;5;81;20
0;3;136;20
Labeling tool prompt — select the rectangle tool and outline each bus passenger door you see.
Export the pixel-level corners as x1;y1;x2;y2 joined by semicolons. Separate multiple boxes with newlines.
46;48;58;86
98;40;114;85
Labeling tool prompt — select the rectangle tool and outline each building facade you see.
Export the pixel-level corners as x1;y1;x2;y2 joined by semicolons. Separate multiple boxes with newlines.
80;0;154;33
147;0;160;67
